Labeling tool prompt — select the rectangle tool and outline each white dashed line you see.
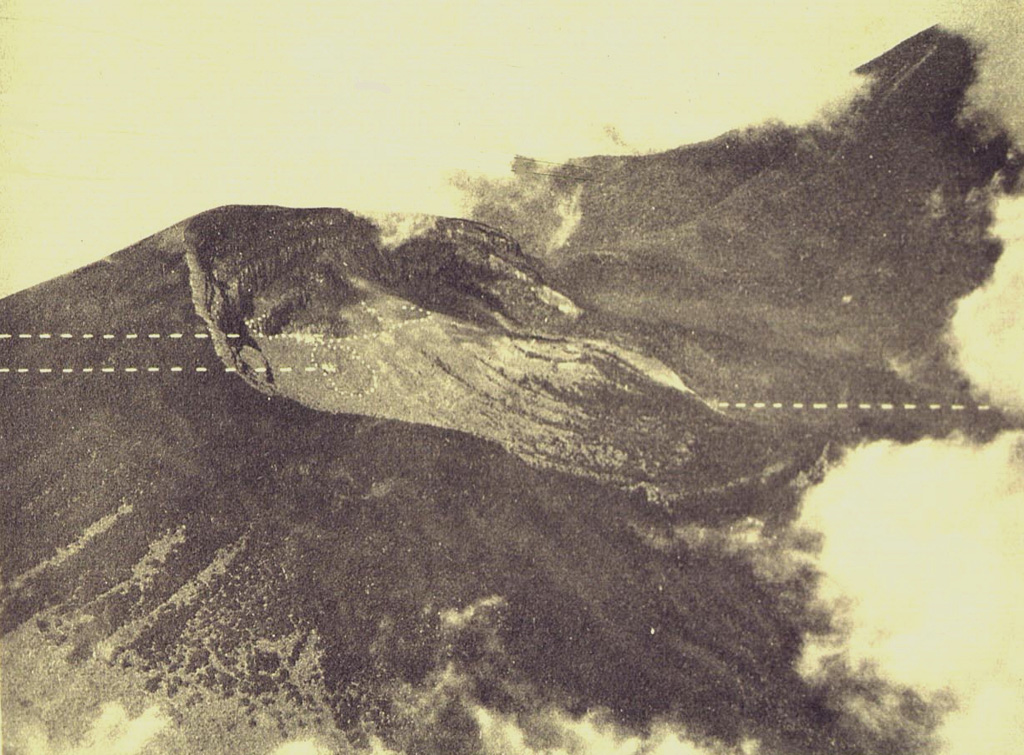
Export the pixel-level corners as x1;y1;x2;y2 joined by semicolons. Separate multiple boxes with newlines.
1;331;226;339
712;401;991;414
0;320;1005;418
0;364;1005;415
0;331;217;338
2;322;440;343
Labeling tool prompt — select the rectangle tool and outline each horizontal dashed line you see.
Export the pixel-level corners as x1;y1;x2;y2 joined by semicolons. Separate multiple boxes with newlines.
0;367;1004;411
0;365;377;375
0;333;239;340
717;401;992;412
4;319;435;344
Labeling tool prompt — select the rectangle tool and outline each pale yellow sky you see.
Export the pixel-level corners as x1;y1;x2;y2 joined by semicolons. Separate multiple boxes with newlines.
0;0;960;296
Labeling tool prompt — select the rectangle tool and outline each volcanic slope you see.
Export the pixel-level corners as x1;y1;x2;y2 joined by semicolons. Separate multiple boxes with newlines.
464;26;1020;413
3;212;867;755
179;205;800;501
2;25;1012;755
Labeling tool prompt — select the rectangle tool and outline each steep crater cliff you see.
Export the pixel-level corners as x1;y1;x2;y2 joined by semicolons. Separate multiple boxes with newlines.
180;206;805;505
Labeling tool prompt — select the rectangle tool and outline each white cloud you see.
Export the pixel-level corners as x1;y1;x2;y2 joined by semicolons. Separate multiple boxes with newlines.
794;6;1024;745
7;703;171;755
796;431;1024;754
271;740;335;755
949;195;1024;413
473;707;753;755
547;186;583;254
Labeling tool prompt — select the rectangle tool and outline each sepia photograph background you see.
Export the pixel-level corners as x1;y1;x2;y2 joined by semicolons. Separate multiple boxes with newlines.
2;1;1023;754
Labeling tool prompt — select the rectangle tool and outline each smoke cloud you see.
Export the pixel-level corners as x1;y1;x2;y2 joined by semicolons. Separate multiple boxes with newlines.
451;165;586;261
940;0;1024;147
472;707;756;755
4;703;169;755
793;9;1024;747
949;195;1024;412
365;672;761;755
790;6;1024;751
796;432;1024;752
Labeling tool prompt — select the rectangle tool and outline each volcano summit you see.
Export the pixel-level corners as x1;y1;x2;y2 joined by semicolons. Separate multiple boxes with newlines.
1;26;1021;755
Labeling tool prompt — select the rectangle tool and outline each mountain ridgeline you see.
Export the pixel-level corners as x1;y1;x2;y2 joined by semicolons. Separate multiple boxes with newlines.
464;27;1020;407
1;26;1017;755
179;204;801;504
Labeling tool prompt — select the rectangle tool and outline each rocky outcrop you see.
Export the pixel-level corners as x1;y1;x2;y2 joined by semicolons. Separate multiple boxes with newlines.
180;206;794;503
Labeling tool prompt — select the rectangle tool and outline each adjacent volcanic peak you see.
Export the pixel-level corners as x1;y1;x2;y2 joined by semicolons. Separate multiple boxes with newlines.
474;27;1017;411
179;205;779;500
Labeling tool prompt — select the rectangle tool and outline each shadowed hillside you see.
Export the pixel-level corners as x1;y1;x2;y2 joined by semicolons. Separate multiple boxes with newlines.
2;25;1017;755
462;27;1021;409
